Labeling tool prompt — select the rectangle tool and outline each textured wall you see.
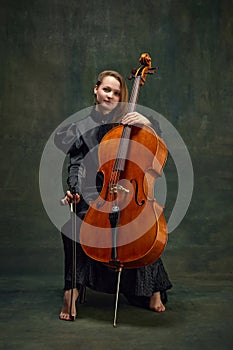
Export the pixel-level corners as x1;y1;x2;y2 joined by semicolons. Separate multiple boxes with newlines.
0;0;232;278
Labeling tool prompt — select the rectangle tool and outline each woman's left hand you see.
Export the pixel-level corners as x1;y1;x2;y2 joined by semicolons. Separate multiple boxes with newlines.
121;112;152;126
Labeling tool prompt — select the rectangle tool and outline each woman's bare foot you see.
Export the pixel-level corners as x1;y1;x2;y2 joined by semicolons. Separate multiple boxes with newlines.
149;291;165;312
59;288;79;321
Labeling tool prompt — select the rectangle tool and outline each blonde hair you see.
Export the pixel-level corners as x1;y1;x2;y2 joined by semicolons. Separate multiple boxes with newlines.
95;70;128;122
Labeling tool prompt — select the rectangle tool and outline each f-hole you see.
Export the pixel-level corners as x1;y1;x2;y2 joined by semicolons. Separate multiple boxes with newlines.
130;179;145;206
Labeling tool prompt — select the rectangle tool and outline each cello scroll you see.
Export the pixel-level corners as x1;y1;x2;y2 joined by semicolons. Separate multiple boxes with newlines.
128;53;157;86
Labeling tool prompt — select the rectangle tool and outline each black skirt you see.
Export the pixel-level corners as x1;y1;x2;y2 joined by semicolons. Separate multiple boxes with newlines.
61;215;172;308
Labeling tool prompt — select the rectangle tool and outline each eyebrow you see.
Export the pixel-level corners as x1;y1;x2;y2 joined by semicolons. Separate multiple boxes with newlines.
103;85;121;92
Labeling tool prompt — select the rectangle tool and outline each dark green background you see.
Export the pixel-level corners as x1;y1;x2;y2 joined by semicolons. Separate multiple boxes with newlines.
0;0;232;348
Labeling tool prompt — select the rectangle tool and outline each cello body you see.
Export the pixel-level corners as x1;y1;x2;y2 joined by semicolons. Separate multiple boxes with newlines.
80;123;168;268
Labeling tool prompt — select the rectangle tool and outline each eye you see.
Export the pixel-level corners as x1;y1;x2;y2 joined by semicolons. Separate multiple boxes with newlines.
114;91;120;97
103;87;111;92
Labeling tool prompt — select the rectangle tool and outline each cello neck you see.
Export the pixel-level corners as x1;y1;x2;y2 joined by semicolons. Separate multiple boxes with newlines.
113;76;142;172
113;53;156;173
120;75;141;142
127;76;141;114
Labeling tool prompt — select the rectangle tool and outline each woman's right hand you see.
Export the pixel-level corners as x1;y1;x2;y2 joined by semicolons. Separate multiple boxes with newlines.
60;190;81;205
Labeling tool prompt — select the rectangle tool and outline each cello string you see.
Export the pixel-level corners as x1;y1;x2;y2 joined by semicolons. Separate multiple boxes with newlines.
129;76;140;108
113;76;140;173
114;77;140;172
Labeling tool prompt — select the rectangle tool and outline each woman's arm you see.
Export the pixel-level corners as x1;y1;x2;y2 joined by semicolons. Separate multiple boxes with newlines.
121;112;152;126
121;112;162;136
54;122;85;204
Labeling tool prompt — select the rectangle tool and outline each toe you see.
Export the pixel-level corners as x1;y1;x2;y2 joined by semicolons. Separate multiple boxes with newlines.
59;312;73;321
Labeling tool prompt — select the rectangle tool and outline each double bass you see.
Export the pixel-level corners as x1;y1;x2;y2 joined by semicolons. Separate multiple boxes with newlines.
80;53;168;325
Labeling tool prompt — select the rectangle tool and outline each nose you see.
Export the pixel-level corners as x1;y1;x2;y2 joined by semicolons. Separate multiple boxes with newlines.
107;91;113;98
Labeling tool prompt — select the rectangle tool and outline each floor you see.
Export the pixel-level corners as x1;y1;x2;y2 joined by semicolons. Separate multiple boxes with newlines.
0;274;232;350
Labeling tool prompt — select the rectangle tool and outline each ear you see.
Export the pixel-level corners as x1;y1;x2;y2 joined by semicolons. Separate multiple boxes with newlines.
94;85;98;95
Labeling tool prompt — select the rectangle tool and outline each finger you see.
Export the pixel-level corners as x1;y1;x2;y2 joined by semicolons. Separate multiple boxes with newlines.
73;194;79;202
66;190;74;199
121;115;136;125
122;112;135;120
68;193;80;204
124;118;139;125
60;196;70;206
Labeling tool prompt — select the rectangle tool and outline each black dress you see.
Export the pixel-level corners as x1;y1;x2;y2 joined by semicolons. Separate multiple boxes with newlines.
55;108;172;308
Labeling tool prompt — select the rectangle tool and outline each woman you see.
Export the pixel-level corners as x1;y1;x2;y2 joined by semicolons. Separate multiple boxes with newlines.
55;70;172;321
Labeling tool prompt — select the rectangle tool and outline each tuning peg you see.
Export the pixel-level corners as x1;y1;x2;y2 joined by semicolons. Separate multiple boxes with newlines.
147;66;157;74
127;68;138;80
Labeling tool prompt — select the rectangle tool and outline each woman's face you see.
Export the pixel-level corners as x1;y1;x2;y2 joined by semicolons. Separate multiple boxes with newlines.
94;76;121;115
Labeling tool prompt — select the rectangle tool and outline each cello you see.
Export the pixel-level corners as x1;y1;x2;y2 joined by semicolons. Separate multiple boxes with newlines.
80;53;168;325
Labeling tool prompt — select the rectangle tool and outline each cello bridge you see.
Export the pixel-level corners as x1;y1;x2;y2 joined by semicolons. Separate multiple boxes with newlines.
109;183;129;194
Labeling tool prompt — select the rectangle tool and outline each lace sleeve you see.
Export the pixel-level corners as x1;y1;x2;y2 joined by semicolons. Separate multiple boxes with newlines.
54;122;86;194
